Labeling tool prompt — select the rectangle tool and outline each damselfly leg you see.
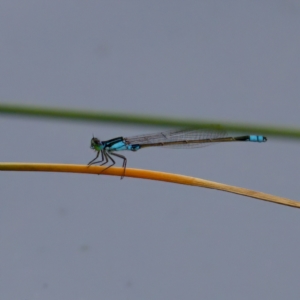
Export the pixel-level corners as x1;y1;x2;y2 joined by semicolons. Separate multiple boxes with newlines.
110;152;127;179
92;151;127;179
88;150;104;166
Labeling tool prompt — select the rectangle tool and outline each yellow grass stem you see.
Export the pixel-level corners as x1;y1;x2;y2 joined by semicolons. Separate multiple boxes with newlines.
0;163;298;209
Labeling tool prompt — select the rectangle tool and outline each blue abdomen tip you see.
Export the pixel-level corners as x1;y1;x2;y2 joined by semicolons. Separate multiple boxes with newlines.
249;135;267;142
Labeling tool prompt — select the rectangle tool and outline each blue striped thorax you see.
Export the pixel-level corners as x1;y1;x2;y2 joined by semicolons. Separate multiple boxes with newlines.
90;136;141;152
102;137;141;151
105;141;141;151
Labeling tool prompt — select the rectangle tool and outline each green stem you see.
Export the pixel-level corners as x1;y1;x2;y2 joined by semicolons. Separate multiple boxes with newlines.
0;103;299;139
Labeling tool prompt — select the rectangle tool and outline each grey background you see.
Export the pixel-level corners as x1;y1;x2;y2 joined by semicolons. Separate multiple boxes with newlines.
0;1;300;299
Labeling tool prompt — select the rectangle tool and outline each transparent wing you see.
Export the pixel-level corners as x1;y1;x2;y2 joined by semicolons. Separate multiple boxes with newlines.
124;129;227;149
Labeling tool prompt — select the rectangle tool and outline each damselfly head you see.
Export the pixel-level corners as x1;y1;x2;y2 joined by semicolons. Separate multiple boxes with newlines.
90;137;101;149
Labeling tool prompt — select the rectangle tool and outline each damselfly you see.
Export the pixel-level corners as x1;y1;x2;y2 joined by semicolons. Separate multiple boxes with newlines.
88;129;267;179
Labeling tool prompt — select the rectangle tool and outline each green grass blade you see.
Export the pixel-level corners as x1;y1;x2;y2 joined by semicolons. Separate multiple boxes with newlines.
0;103;299;139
